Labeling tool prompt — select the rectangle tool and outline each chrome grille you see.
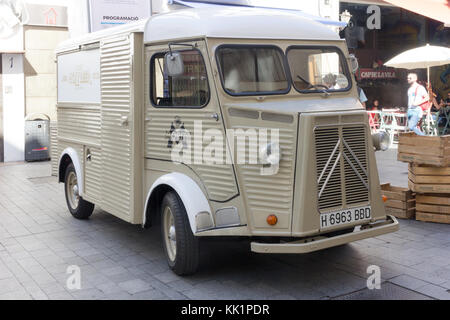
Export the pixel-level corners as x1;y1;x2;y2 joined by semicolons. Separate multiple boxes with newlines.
315;127;343;210
315;125;369;212
343;126;369;205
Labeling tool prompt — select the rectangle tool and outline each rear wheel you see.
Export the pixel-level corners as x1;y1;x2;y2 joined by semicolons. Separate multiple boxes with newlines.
161;191;199;275
64;163;94;219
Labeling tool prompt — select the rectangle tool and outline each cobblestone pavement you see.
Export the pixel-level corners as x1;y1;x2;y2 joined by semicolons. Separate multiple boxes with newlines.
0;153;449;300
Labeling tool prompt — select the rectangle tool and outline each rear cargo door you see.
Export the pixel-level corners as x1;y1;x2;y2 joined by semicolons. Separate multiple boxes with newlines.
99;33;144;223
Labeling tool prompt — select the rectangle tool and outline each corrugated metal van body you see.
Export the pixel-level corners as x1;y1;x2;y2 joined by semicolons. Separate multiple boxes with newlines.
292;111;385;236
85;147;102;204
99;35;134;220
57;106;101;147
50;121;58;176
57;102;102;204
99;33;144;223
144;110;238;201
144;42;238;203
56;32;143;223
222;106;298;235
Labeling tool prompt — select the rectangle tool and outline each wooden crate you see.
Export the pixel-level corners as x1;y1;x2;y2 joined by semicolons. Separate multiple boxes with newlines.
408;164;450;193
397;132;450;167
380;183;415;219
415;194;450;224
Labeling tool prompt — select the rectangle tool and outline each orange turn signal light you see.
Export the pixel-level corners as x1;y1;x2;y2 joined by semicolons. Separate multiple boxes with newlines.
382;195;388;202
267;215;278;226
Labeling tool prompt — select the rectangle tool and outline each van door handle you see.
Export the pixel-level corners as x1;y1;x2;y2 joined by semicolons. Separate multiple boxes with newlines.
210;113;219;121
120;116;129;126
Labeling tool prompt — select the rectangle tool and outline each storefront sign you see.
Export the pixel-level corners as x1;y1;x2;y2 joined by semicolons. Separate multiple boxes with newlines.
88;0;151;32
357;68;397;80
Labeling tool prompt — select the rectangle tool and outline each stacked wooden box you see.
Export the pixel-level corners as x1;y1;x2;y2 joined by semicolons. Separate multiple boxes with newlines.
380;183;415;219
397;132;450;167
398;132;450;224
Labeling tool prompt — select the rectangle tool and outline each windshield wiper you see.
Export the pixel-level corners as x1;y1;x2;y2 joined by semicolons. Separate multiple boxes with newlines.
296;75;330;96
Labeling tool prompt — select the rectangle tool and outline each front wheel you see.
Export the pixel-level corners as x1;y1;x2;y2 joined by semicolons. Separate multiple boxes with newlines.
161;191;199;275
64;163;94;219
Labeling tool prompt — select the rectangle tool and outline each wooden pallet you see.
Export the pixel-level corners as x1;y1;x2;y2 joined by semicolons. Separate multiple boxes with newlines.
416;194;450;224
397;132;450;167
380;183;415;219
408;164;450;193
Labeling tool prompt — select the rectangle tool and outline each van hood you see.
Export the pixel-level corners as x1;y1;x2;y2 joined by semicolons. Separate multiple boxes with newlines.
224;97;363;114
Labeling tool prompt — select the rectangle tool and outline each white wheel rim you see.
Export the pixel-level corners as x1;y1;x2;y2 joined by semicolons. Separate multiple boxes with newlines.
66;171;79;210
163;206;176;262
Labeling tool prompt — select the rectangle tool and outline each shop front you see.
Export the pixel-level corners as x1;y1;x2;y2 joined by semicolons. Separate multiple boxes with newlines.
340;1;449;111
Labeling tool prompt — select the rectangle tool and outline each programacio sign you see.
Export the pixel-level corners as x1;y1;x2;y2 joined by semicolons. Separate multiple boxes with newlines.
357;68;397;80
88;0;151;32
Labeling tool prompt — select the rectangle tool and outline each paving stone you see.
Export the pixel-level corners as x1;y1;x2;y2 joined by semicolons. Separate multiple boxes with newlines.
0;288;32;300
24;283;49;300
389;275;431;291
1;160;450;300
129;289;167;300
47;291;74;300
71;288;107;300
0;277;23;295
118;279;152;295
414;284;450;300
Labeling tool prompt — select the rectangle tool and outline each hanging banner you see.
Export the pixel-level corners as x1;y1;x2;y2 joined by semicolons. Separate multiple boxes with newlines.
88;0;151;32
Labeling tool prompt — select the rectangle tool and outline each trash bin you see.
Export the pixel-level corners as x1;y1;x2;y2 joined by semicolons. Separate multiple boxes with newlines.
25;113;50;162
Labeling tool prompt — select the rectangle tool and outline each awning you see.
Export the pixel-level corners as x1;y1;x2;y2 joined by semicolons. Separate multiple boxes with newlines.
383;0;450;27
172;1;348;27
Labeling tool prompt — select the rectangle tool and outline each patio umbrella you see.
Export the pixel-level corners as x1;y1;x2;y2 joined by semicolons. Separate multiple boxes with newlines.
385;44;450;135
385;44;450;87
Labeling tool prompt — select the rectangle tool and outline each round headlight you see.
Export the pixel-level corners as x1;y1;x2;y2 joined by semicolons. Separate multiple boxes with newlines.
372;131;390;151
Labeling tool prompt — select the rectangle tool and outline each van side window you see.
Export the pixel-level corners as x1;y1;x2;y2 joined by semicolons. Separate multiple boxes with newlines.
150;50;210;108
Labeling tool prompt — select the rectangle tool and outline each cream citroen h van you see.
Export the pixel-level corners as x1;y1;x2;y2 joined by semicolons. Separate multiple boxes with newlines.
55;7;398;275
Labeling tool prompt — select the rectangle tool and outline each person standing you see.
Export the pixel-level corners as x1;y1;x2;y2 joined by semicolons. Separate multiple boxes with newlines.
357;86;368;108
407;73;429;136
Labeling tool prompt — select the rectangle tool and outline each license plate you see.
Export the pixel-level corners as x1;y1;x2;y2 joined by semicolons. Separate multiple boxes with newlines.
320;206;371;230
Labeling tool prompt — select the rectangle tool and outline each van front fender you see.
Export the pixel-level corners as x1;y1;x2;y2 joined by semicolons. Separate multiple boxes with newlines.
144;173;213;234
58;147;84;196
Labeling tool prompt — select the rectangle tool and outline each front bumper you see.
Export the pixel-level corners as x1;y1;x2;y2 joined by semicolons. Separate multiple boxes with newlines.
251;215;399;254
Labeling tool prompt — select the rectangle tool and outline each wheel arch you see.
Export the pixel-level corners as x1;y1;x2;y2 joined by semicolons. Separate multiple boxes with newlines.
143;173;213;234
58;147;84;196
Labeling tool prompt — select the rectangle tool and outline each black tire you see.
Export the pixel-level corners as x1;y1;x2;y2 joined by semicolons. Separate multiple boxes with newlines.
64;163;94;220
161;191;199;275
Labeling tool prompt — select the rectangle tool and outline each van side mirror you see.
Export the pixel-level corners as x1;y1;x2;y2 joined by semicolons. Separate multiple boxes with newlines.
348;54;359;74
164;52;184;77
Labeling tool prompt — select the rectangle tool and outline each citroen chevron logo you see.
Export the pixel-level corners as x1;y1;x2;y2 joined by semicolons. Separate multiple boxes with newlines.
318;138;368;200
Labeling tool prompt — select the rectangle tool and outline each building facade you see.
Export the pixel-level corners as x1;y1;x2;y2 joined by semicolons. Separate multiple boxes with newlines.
339;0;449;110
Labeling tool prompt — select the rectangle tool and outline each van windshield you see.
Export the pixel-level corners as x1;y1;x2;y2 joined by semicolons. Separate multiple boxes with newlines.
216;46;289;95
287;47;351;93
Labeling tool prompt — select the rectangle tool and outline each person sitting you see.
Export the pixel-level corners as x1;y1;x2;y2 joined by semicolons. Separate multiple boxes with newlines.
369;99;382;111
367;99;381;129
323;73;340;90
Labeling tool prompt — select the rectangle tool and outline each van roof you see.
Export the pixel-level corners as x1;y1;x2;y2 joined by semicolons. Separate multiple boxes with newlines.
56;7;341;53
144;7;341;43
